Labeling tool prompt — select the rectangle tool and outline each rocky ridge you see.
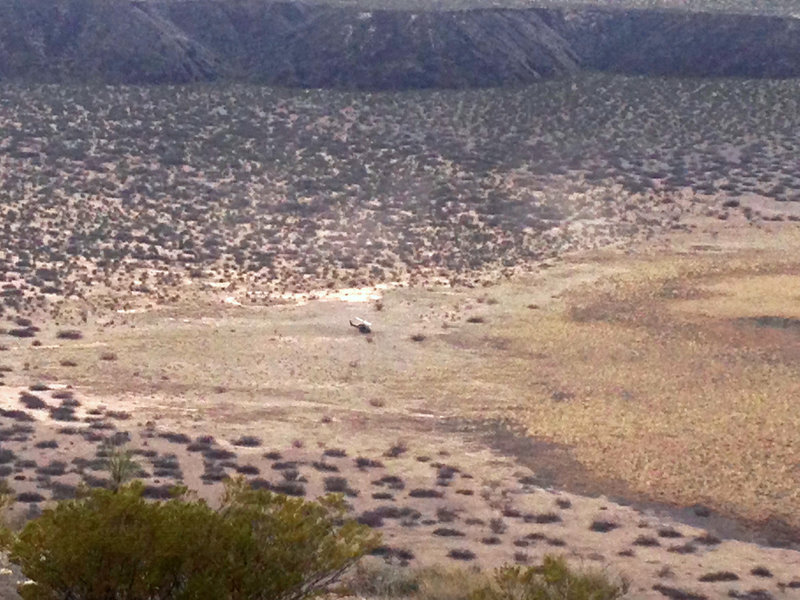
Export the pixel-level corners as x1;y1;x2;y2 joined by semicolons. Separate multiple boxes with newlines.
2;0;800;88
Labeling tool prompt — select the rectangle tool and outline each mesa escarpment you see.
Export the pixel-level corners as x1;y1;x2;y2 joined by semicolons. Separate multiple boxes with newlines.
2;0;800;88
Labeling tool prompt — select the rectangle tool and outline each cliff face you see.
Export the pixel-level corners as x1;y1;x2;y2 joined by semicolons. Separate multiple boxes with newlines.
0;0;221;83
161;2;580;87
561;8;800;78
1;0;799;88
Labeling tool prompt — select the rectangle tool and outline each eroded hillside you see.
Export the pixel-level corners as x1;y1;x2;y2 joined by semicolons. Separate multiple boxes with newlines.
2;0;800;87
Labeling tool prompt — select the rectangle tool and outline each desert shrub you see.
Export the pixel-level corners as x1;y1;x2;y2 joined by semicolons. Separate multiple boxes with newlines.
107;432;132;447
152;456;182;479
56;329;83;340
19;392;47;409
589;520;619;533
358;510;385;528
233;435;262;447
471;556;627;600
282;469;300;482
5;478;378;600
203;447;236;461
437;465;458;480
105;411;131;420
489;518;506;534
448;549;476;561
272;481;307;497
36;461;67;476
16;491;45;503
433;528;465;537
49;482;77;501
651;584;706;599
324;476;357;496
0;409;34;422
312;461;339;473
667;543;697;554
235;464;260;475
348;562;420;596
514;552;530;564
531;512;561;524
437;507;458;523
373;475;404;490
657;527;683;538
409;488;443;499
160;432;192;444
49;406;77;421
105;447;140;491
384;441;408;458
8;328;36;338
633;535;660;547
698;571;738;582
271;461;298;472
693;533;721;545
355;457;383;469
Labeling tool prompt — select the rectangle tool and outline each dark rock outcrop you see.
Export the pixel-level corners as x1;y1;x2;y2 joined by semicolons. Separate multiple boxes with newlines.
0;0;221;83
162;2;579;87
561;8;800;78
1;0;800;87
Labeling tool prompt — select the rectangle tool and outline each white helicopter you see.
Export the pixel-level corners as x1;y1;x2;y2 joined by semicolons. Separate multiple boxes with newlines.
349;317;372;334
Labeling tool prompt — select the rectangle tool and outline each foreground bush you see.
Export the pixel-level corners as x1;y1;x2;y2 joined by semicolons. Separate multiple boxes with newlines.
472;556;628;600
349;556;627;600
5;478;378;600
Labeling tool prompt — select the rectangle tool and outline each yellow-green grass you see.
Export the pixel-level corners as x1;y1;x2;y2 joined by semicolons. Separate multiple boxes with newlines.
484;254;800;528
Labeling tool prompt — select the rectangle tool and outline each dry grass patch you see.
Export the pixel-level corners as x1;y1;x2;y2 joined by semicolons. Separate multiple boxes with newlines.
476;249;800;530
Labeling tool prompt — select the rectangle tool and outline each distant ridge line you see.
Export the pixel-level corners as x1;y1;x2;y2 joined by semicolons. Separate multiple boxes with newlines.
1;0;799;87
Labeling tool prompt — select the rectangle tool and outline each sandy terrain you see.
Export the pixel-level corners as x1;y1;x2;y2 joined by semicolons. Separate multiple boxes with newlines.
2;218;800;599
2;75;800;598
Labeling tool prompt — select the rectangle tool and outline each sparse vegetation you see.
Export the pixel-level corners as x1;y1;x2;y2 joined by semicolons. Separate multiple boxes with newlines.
590;520;619;533
233;435;262;447
470;556;628;600
0;62;797;600
56;329;83;340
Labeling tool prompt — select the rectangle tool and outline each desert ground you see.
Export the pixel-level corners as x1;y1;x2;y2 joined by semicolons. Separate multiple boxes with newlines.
1;74;799;599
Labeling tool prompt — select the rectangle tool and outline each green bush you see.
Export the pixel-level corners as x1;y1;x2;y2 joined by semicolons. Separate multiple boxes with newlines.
4;478;379;600
471;556;628;600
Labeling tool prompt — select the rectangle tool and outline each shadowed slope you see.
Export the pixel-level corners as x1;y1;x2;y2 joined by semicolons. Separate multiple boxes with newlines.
3;0;800;87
